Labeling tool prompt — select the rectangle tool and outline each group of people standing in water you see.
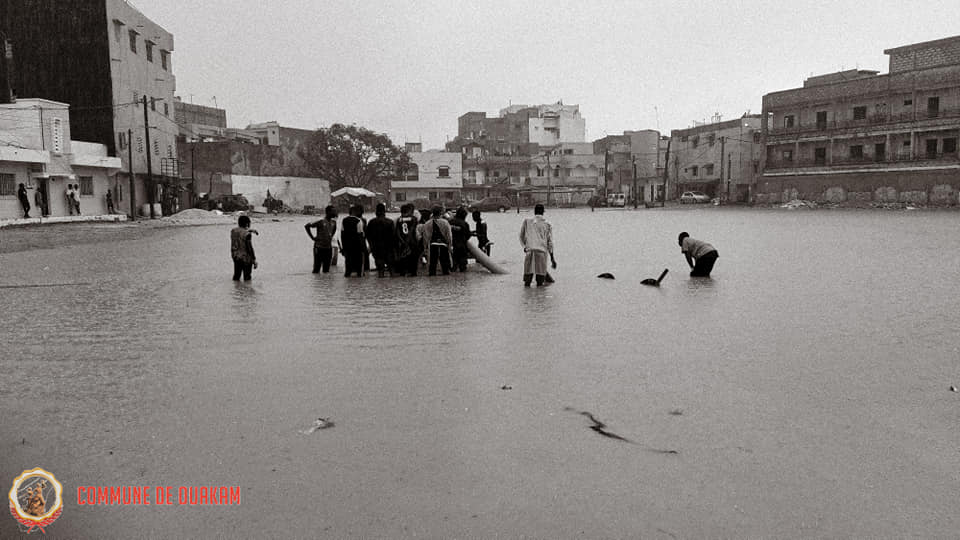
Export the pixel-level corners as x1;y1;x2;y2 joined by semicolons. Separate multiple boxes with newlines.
304;203;492;278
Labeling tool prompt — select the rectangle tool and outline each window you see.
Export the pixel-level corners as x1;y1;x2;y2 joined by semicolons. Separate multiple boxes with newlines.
395;192;406;202
690;166;699;176
133;90;139;104
816;111;827;129
136;136;143;153
468;170;477;181
553;166;560;178
444;191;454;200
815;147;827;164
150;97;156;111
853;106;867;120
52;118;63;154
708;133;716;145
145;41;154;62
903;99;913;106
927;96;940;117
160;50;169;71
704;164;714;176
850;145;864;159
874;143;886;161
79;176;93;196
154;140;160;155
118;131;127;150
536;167;543;177
0;173;14;196
680;135;688;142
493;171;500;178
563;148;573;155
944;138;957;154
428;191;438;200
128;30;138;53
783;115;795;128
691;136;699;148
926;139;938;158
437;166;449;178
782;150;793;162
113;20;124;43
163;102;169;116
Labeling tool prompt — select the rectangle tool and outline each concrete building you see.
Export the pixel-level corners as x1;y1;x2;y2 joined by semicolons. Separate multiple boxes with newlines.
759;35;960;205
391;150;462;205
594;130;671;203
0;99;121;220
0;0;177;216
669;115;762;202
174;98;227;141
527;143;603;205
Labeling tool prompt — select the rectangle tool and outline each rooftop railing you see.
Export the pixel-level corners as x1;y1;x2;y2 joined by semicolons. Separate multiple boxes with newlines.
768;107;960;136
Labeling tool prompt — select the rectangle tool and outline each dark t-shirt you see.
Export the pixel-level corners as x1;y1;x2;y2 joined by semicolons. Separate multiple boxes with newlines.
366;216;395;257
340;216;365;253
448;217;470;249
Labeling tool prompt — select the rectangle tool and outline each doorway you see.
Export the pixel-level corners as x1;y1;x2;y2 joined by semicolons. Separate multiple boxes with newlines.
37;178;50;216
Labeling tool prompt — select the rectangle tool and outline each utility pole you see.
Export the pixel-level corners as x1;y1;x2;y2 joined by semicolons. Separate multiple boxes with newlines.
2;35;13;104
661;138;671;207
719;136;726;205
632;156;638;209
545;148;551;208
128;129;136;219
191;144;196;206
143;95;155;218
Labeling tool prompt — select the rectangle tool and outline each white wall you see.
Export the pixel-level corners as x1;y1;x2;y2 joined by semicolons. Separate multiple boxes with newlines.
228;175;331;209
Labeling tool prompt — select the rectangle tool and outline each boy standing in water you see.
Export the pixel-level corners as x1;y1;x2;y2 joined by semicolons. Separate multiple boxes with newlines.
230;215;258;281
304;205;338;273
471;210;491;255
341;204;366;277
394;204;420;276
678;232;718;277
519;204;557;287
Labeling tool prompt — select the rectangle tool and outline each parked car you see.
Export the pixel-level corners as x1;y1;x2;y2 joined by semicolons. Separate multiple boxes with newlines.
470;196;512;212
607;193;626;207
680;191;711;204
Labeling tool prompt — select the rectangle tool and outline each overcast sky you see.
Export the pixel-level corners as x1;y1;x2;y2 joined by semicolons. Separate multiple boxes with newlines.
134;0;958;149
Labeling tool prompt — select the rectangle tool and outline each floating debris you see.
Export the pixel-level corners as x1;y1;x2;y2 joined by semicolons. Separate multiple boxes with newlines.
668;408;683;416
641;269;669;287
500;385;513;390
564;407;631;443
596;273;615;280
299;417;335;434
950;385;958;392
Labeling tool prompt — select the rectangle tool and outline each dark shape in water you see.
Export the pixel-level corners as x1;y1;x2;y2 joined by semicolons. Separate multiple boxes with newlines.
596;273;615;280
300;417;335;434
564;407;631;442
641;268;669;287
500;385;513;390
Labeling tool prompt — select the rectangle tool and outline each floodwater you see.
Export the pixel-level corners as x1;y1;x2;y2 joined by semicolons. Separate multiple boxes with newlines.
2;206;959;538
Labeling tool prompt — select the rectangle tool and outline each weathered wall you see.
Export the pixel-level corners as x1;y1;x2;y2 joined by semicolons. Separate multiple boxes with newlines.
228;175;330;209
755;168;960;204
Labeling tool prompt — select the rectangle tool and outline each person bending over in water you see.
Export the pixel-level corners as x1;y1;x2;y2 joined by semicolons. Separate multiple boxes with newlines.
678;232;718;277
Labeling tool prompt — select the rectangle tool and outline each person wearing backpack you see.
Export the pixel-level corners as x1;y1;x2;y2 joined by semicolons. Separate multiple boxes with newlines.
418;206;452;276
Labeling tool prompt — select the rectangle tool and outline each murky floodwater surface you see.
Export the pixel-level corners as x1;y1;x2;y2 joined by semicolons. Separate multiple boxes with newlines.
2;207;959;538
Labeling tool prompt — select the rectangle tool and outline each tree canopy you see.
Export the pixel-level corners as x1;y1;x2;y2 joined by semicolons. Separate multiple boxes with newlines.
298;123;410;191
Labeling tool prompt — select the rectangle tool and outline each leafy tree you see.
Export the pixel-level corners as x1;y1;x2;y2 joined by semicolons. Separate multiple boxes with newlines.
298;123;410;191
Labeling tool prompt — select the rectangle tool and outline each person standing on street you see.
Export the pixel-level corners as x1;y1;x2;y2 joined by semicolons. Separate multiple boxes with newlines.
230;215;258;281
17;183;30;218
519;204;557;287
34;185;45;217
678;232;719;277
105;189;115;214
304;205;338;274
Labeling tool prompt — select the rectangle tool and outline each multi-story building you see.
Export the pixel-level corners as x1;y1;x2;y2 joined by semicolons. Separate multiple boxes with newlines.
0;0;177;215
527;143;603;205
174;98;227;141
669;115;761;202
760;35;960;205
1;99;121;220
594;130;670;203
390;149;462;205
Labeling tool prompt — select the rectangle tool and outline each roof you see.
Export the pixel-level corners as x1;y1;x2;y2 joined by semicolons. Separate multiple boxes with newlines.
884;34;960;55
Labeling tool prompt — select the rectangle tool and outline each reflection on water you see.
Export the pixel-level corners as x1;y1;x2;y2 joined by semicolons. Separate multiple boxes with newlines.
2;208;960;538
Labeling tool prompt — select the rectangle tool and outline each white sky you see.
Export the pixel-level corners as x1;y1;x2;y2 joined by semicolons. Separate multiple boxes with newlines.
134;0;959;149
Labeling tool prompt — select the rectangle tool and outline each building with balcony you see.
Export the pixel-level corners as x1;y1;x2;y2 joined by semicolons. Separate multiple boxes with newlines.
670;116;761;202
595;130;671;203
391;150;462;205
759;35;960;205
1;99;121;220
0;0;177;215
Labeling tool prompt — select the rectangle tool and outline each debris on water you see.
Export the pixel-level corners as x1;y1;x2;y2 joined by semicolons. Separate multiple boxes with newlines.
300;417;335;434
596;273;615;279
950;385;958;392
564;407;631;443
668;408;683;416
500;385;513;390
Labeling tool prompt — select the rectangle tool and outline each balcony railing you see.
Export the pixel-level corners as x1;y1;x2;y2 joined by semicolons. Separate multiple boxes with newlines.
765;151;958;170
769;107;960;136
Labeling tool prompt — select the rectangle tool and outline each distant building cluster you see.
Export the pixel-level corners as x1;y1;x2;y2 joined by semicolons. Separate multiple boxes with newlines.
0;0;957;221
